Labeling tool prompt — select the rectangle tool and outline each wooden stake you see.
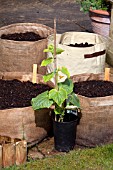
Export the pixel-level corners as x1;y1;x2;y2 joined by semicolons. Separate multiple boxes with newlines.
104;68;110;81
2;143;15;168
32;64;37;83
16;140;27;165
54;18;58;122
0;145;2;168
54;18;58;90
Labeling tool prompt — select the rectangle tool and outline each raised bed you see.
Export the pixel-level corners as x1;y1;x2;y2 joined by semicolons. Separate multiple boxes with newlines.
0;23;53;74
0;72;53;145
71;73;113;147
47;32;107;76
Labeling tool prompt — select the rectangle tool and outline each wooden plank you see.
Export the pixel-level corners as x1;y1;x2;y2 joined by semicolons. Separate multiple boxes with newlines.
0;145;2;168
16;140;27;165
2;143;15;168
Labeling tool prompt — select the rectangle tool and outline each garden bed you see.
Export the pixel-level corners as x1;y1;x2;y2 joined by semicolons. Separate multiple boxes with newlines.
0;23;53;74
0;72;53;144
1;72;113;147
48;32;106;76
71;73;113;147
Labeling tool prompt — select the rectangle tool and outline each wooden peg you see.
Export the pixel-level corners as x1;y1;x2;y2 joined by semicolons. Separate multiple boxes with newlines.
32;64;37;83
16;140;27;165
104;68;110;81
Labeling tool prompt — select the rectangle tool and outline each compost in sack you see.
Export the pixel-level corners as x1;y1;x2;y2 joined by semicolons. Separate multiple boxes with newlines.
0;72;52;143
0;23;53;74
47;32;107;76
71;73;113;147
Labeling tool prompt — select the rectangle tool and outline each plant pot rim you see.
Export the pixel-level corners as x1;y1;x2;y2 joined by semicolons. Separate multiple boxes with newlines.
53;117;78;124
89;8;110;16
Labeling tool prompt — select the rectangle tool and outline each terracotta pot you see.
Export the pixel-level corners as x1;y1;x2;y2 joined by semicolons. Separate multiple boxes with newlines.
89;9;111;37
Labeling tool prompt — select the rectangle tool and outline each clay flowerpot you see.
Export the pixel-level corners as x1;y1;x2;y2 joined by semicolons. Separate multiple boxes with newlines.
89;9;111;37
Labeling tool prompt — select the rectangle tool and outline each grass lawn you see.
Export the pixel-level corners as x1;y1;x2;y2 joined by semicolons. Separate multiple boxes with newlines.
3;143;113;170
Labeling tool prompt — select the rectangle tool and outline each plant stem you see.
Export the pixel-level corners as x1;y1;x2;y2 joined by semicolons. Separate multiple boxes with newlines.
55;115;57;122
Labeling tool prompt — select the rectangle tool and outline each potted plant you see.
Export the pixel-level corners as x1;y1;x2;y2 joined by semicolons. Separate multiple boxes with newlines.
77;0;111;36
31;44;81;152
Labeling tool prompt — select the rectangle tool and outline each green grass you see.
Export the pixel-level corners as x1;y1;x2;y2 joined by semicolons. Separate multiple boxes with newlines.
3;143;113;170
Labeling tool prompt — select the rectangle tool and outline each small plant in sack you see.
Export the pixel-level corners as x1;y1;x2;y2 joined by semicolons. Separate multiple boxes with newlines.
31;44;81;152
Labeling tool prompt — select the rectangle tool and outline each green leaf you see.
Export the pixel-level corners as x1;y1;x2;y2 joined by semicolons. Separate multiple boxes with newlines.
58;78;73;95
44;44;64;55
56;48;64;54
31;91;53;110
48;44;54;50
43;49;49;53
41;57;54;67
43;72;54;82
60;67;70;78
67;92;80;108
43;44;54;54
54;105;64;115
49;88;67;106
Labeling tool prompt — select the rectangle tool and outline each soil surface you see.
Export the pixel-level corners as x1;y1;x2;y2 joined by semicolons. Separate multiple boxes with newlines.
1;32;44;41
1;79;113;110
0;79;51;109
68;42;94;47
74;80;113;97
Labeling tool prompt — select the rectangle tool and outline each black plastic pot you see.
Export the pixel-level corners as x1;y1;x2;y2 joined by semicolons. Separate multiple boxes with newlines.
53;113;78;152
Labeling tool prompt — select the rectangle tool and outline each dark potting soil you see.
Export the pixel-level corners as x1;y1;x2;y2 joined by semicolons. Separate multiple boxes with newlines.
1;32;44;41
74;80;113;98
1;79;113;110
68;42;94;47
0;79;51;110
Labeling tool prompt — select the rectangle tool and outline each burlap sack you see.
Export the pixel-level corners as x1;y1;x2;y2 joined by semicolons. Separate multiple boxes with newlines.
0;23;53;74
0;72;52;144
71;73;113;147
47;32;107;75
106;37;113;67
